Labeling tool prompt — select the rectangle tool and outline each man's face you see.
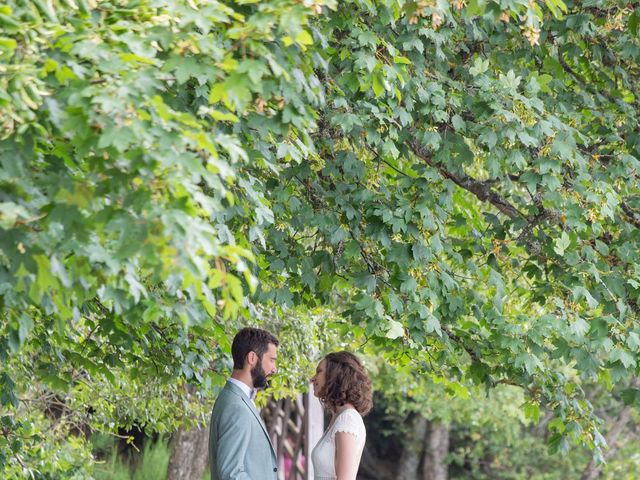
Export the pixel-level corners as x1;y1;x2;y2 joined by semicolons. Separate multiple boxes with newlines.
251;343;277;389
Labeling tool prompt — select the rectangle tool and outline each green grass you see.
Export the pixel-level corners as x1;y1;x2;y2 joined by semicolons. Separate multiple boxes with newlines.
132;437;171;480
93;451;133;480
92;435;169;480
91;434;210;480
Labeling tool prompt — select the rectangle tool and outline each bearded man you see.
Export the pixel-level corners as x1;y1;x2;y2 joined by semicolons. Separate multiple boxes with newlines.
209;327;279;480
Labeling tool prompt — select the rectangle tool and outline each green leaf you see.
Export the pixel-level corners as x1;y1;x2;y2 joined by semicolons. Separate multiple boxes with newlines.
626;332;640;351
0;36;17;60
372;73;384;98
209;110;239;122
425;313;442;336
516;352;542;375
610;348;636;369
568;316;590;337
523;401;541;423
0;202;27;229
209;83;230;109
465;0;488;16
386;319;404;339
386;292;404;314
572;287;598;310
469;57;489;76
548;417;566;433
545;0;568;19
393;56;411;65
554;232;571;256
295;30;314;47
451;114;466;132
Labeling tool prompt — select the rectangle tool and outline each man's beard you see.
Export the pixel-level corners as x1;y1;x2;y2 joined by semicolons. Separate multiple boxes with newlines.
251;362;268;389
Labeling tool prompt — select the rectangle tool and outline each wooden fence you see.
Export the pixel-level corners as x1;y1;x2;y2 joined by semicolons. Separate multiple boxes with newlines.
261;386;324;480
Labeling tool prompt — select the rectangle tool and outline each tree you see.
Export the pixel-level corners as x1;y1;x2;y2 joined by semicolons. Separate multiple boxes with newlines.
1;0;329;474
2;0;640;475
252;0;640;456
361;360;640;479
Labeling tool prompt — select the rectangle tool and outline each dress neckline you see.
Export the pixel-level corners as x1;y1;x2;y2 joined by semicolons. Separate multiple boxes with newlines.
331;406;358;424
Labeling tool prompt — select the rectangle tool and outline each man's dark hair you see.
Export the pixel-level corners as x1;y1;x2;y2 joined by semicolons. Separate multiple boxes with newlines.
231;327;279;370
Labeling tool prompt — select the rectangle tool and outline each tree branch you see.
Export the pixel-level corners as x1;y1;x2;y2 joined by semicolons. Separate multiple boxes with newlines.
408;139;527;220
621;202;640;230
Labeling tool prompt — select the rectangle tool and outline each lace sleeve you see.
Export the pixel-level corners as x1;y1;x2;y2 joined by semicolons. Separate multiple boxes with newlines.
331;410;364;440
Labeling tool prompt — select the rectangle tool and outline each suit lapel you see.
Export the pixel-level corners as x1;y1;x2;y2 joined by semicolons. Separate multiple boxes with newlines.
240;394;277;456
225;382;276;457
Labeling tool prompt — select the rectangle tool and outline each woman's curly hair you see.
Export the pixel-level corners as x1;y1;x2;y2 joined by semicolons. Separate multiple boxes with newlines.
318;351;373;416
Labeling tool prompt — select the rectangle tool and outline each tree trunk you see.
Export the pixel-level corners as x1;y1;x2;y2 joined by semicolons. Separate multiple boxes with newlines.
421;422;449;480
166;423;209;480
397;414;429;480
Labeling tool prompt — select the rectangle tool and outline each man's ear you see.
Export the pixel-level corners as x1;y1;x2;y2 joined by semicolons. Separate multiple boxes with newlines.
246;351;257;367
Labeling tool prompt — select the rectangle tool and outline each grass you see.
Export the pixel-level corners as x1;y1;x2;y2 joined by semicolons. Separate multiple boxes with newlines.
92;433;210;480
94;453;131;480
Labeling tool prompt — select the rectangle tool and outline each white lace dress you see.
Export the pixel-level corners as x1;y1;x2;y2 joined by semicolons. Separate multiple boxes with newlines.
311;408;366;480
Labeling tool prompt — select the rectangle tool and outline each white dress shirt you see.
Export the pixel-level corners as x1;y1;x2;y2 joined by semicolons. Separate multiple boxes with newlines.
228;377;257;402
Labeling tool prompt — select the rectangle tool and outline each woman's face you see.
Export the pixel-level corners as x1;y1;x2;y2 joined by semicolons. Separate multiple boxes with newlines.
311;359;327;397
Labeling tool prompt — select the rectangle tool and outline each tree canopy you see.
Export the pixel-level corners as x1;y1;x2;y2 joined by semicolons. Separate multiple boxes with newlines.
2;0;640;475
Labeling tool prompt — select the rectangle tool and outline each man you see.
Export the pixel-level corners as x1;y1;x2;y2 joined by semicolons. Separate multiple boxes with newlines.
209;327;279;480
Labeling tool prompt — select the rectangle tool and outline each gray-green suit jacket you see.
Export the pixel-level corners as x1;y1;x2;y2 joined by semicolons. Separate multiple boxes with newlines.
209;381;278;480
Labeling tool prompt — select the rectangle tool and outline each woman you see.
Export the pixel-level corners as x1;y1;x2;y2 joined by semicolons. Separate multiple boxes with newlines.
310;351;373;480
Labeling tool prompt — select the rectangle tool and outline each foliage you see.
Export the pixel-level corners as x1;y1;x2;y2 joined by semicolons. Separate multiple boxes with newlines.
0;0;332;474
2;0;640;475
0;407;94;479
250;0;640;457
603;436;640;480
366;363;640;479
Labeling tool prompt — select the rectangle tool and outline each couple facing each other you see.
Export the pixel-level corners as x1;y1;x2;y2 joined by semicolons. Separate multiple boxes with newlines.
209;327;373;480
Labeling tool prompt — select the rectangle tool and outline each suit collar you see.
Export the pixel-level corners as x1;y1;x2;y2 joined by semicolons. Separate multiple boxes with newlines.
224;380;250;400
227;377;256;400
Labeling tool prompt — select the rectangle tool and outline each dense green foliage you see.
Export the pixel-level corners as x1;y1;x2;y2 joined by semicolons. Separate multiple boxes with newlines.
2;0;640;476
366;359;640;479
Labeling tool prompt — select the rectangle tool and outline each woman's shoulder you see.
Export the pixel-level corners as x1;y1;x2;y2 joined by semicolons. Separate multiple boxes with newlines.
338;407;363;420
331;408;365;436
